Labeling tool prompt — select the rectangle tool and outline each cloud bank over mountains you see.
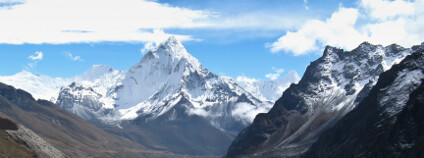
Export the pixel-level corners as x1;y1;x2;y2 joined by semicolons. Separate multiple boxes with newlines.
1;0;421;57
0;0;303;45
268;0;424;55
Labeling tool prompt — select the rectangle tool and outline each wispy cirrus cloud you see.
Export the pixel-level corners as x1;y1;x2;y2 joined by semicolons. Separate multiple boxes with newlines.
65;52;83;62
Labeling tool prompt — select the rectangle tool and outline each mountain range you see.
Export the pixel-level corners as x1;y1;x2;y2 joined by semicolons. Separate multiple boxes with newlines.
1;36;424;157
304;44;424;158
236;71;300;101
0;37;299;156
0;82;184;158
226;42;424;157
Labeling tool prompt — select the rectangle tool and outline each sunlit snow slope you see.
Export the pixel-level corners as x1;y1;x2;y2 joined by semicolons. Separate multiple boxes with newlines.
55;37;282;133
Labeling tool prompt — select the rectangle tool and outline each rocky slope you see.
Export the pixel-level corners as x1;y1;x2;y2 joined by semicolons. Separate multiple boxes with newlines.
304;50;424;158
1;118;67;158
0;82;183;158
226;42;423;157
0;116;65;158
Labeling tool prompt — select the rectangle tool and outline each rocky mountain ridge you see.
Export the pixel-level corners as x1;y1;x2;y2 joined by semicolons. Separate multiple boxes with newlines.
226;42;423;157
304;49;424;158
0;36;300;156
54;37;295;155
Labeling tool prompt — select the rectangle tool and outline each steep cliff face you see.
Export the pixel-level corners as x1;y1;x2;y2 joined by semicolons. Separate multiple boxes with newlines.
304;50;424;158
227;42;422;158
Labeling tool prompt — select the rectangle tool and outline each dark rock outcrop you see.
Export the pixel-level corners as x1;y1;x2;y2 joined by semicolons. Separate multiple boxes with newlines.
227;42;422;158
304;50;424;158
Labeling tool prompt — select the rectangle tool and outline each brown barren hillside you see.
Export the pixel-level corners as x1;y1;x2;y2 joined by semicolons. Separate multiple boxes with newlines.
0;82;184;158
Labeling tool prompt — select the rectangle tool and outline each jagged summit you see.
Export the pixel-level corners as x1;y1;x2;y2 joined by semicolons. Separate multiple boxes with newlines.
55;36;271;126
139;36;202;71
2;36;294;155
304;50;424;158
356;41;373;49
116;36;205;109
322;42;401;59
54;36;274;155
322;41;374;56
227;42;417;158
322;45;343;57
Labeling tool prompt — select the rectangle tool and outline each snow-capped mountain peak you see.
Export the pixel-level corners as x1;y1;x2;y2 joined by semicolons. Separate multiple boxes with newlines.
76;64;116;82
138;36;202;72
54;36;273;138
115;36;205;109
2;37;278;155
0;71;72;101
236;70;301;101
227;42;418;157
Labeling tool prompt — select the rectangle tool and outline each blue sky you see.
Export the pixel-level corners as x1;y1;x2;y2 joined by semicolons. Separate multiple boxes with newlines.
0;0;423;80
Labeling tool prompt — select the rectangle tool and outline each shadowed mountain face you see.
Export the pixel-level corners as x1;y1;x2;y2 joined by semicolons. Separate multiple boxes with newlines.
0;117;18;130
304;50;424;158
103;96;235;156
226;42;424;158
0;82;184;158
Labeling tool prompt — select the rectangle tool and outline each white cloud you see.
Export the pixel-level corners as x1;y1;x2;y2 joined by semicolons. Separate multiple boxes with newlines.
231;102;270;125
207;11;305;31
28;51;43;60
140;42;156;55
267;7;365;55
27;51;43;69
0;0;25;3
360;0;415;20
0;0;210;44
268;0;424;56
65;52;83;62
0;0;25;8
236;76;258;84
0;0;309;44
186;107;210;118
265;67;284;80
